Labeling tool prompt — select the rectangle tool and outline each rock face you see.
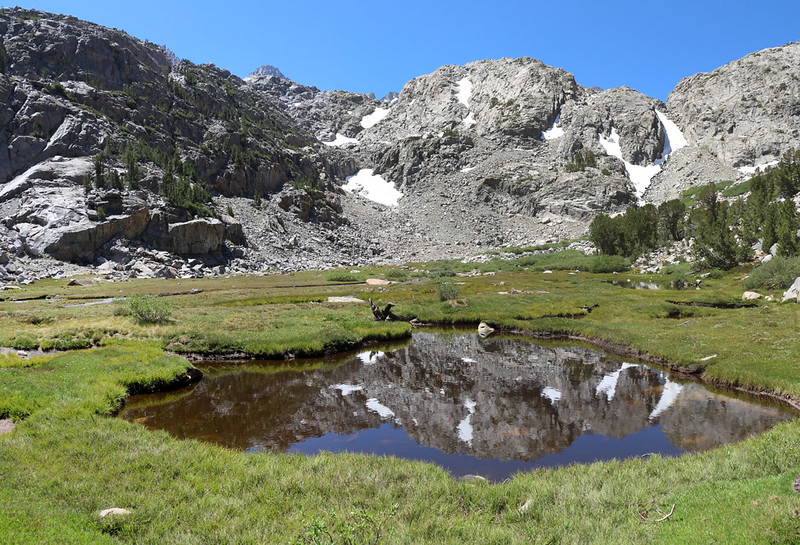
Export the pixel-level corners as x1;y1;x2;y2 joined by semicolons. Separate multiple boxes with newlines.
647;42;800;202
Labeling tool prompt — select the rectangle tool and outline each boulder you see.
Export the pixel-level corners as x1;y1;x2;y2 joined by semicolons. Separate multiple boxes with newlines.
164;218;227;255
742;291;763;301
781;277;800;303
98;508;132;518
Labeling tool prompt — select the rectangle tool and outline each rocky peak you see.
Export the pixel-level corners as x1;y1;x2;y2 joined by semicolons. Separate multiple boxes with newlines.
248;64;286;79
667;42;800;168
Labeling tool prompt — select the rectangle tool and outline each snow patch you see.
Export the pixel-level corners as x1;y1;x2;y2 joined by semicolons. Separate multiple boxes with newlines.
462;111;476;127
598;127;624;160
598;128;660;200
541;387;562;404
738;160;779;176
462;357;476;363
365;398;395;419
655;110;688;159
626;163;663;198
542;115;564;140
596;362;637;401
343;169;403;207
457;398;477;445
454;77;472;107
322;133;358;147
649;378;683;420
454;77;476;127
360;107;390;129
460;166;476;173
330;384;363;396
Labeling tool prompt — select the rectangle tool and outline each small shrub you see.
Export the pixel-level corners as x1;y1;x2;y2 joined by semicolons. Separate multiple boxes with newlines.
125;295;172;324
384;269;408;281
742;256;800;290
437;281;461;302
585;255;630;273
660;262;693;276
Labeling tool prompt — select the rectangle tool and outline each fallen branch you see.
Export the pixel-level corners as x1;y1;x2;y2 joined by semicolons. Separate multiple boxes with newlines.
636;502;676;523
654;504;676;522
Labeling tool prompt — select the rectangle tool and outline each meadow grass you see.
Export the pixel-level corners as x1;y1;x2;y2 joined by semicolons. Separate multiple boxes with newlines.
1;263;800;543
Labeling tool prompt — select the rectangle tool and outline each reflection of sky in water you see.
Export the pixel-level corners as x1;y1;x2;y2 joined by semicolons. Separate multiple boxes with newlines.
121;332;796;482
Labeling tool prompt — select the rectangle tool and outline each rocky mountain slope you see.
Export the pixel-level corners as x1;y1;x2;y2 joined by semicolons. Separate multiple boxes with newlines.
0;8;798;281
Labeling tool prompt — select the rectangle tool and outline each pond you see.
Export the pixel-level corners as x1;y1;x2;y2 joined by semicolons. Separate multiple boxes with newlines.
607;280;664;290
120;332;795;482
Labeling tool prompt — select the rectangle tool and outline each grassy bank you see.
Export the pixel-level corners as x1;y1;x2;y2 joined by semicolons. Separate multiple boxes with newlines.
2;263;800;543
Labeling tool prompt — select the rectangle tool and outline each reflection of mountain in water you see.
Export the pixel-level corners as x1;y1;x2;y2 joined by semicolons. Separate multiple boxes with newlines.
121;333;794;462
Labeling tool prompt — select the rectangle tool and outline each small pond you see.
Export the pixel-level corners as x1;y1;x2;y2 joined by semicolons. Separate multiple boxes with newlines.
120;332;795;482
607;280;664;290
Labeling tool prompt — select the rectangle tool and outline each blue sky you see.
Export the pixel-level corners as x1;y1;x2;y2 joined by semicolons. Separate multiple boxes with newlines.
6;1;800;101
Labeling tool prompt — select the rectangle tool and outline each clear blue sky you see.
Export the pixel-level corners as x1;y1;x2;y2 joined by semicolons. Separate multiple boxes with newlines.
6;1;800;101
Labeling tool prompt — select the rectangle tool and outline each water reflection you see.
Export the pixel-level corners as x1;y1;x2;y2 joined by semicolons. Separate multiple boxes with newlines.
607;280;663;290
121;332;794;481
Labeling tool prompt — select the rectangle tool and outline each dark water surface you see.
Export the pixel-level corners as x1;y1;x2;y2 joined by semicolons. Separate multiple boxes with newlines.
120;332;795;481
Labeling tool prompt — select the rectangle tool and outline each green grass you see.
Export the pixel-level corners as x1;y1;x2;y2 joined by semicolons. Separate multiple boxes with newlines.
2;264;800;542
722;178;753;198
681;180;736;207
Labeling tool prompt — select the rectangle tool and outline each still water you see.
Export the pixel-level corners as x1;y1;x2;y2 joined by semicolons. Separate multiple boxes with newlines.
120;332;795;481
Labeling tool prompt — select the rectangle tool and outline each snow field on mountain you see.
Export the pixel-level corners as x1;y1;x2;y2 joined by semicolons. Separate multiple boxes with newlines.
542;115;564;140
322;133;358;147
598;112;688;199
343;169;403;207
360;107;390;129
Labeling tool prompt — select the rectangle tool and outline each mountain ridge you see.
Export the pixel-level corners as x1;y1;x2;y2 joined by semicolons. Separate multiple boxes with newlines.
0;7;798;283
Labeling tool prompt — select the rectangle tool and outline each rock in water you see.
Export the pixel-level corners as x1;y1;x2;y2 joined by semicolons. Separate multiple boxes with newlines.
477;322;495;337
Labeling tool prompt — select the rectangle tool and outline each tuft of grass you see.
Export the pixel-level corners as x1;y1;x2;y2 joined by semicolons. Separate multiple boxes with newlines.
325;272;362;283
436;281;461;302
384;268;408;282
124;295;172;324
